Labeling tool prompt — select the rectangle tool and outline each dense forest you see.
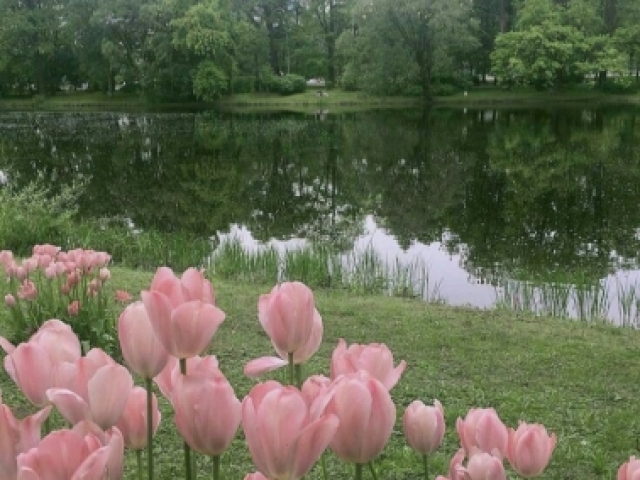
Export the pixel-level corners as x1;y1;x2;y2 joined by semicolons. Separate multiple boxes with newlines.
0;0;639;100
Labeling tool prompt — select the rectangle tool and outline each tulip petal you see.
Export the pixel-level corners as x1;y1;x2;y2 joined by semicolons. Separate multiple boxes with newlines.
88;365;134;430
244;357;288;378
293;414;339;478
46;389;92;425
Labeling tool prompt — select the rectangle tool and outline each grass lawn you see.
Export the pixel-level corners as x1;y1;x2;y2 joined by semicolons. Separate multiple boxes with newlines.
3;86;638;113
1;266;640;479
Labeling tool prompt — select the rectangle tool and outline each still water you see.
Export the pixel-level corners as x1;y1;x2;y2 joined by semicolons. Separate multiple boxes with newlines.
1;107;639;324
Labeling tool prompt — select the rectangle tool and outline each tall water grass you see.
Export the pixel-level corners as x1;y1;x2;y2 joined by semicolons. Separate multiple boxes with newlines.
207;237;446;304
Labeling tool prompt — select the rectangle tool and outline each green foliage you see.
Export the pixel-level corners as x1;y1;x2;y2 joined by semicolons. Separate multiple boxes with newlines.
232;75;256;94
0;179;83;256
192;61;229;101
598;78;640;94
268;74;307;96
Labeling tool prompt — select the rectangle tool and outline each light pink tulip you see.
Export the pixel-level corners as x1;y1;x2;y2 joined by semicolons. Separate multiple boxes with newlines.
16;427;123;480
142;291;225;358
258;282;316;354
330;339;406;390
301;375;333;407
0;250;13;266
17;280;37;301
507;422;556;478
4;294;16;308
322;372;396;464
459;449;507;480
67;300;80;316
244;473;269;480
0;404;51;479
47;364;133;430
33;244;61;257
154;355;221;401
181;267;215;304
115;387;161;450
3;342;55;407
173;371;241;457
456;408;509;458
118;301;169;379
53;348;117;400
0;319;82;365
403;399;446;455
619;456;640;480
148;267;186;308
115;290;132;303
242;381;339;480
245;309;323;378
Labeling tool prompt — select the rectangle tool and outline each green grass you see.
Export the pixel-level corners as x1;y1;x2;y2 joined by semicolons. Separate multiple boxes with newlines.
2;266;640;479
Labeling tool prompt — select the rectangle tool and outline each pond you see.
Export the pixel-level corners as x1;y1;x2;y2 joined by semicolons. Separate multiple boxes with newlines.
1;106;639;326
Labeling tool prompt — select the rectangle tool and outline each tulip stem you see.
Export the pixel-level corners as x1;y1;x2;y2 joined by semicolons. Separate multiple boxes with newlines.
146;377;154;480
367;462;379;480
136;449;143;480
422;454;429;480
321;452;328;480
212;455;220;480
355;463;363;480
295;364;303;389
287;352;295;386
179;359;193;480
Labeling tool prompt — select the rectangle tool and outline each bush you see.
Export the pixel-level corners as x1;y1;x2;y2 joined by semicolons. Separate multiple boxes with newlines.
597;78;639;94
0;178;83;256
340;64;360;91
232;76;257;94
269;74;307;95
430;83;458;97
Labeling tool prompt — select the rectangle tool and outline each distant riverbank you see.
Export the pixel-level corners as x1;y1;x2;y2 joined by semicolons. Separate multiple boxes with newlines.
1;87;639;111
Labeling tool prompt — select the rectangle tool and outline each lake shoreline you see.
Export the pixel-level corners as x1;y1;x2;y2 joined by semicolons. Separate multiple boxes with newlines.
1;88;639;111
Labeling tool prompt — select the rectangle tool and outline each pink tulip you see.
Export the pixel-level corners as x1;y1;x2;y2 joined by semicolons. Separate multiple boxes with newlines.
258;282;316;354
118;301;169;379
0;404;51;479
173;370;241;456
16;427;123;480
619;456;640;480
456;408;509;458
242;381;339;480
115;387;161;450
321;372;396;464
115;290;132;303
507;422;556;477
244;473;269;480
32;244;61;257
17;280;37;301
301;375;333;407
330;339;406;390
3;342;55;407
142;290;225;359
47;363;133;430
245;309;323;377
99;267;111;281
0;250;13;266
181;267;215;304
53;348;116;399
154;355;221;401
67;300;80;316
403;399;446;455
458;449;506;480
4;294;16;308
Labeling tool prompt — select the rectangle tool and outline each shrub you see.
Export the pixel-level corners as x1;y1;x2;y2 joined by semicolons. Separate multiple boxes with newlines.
269;74;307;95
232;75;257;94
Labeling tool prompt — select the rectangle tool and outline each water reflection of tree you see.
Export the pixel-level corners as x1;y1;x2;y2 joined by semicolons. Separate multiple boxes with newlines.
445;108;640;283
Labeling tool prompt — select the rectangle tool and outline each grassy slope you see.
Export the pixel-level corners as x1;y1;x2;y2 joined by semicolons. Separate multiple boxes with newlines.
2;88;639;113
1;267;640;479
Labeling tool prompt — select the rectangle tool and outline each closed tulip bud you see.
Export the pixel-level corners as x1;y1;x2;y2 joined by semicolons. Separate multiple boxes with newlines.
507;422;556;478
403;399;446;454
258;282;316;354
4;294;16;308
323;372;396;464
118;301;169;379
173;372;241;457
456;408;509;458
115;387;161;450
